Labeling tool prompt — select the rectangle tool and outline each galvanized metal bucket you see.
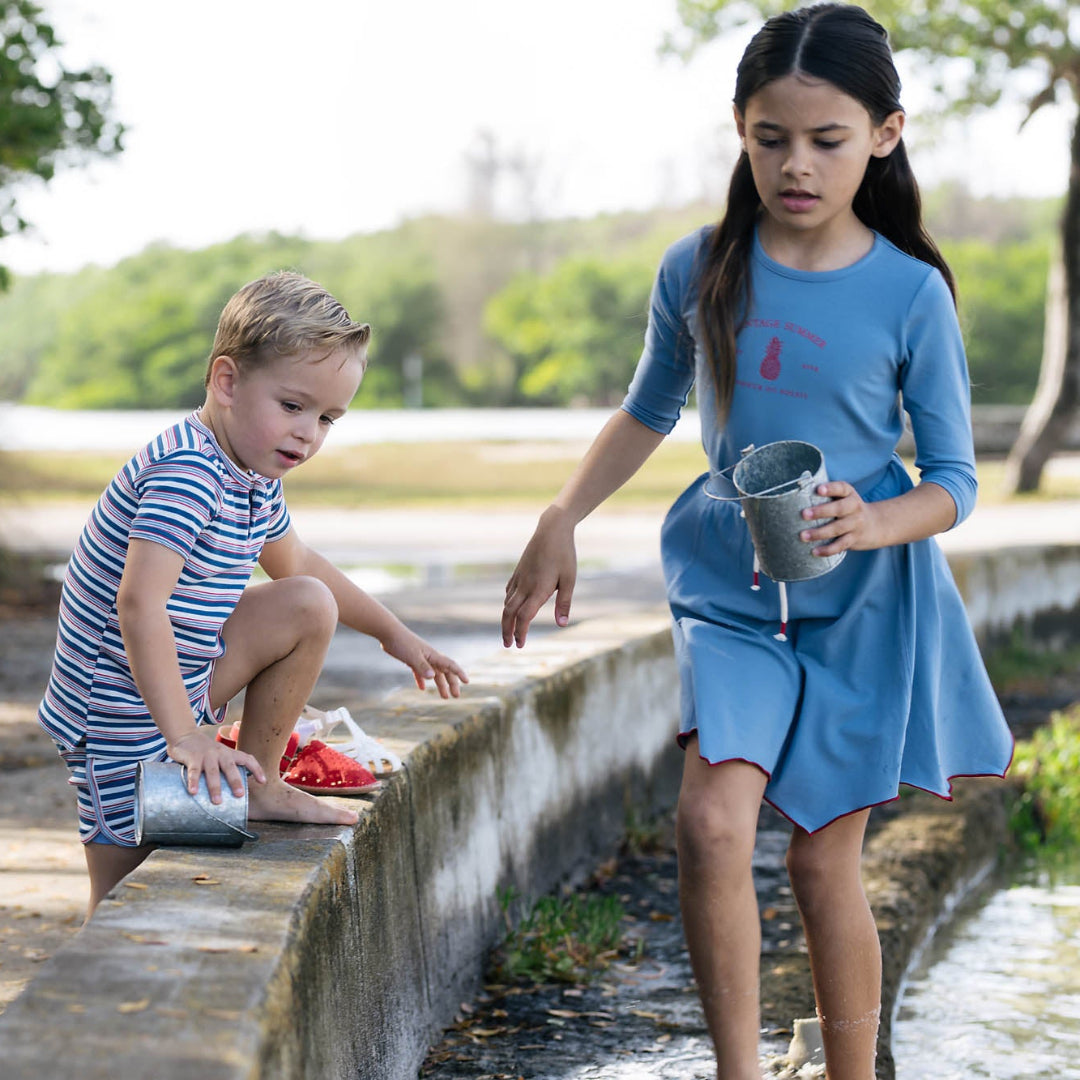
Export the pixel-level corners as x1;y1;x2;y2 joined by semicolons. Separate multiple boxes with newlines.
732;440;846;583
134;761;258;847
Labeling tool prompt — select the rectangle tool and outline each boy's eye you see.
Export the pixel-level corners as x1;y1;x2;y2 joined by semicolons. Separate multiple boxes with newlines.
282;401;301;413
319;415;335;426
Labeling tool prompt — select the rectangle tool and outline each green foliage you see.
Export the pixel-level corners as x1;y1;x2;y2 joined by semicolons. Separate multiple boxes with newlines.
0;1;123;287
1009;705;1080;853
484;256;654;405
0;205;710;410
944;238;1050;404
0;194;1060;409
491;886;632;985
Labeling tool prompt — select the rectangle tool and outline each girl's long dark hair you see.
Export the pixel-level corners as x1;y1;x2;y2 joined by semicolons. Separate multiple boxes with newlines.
698;3;955;422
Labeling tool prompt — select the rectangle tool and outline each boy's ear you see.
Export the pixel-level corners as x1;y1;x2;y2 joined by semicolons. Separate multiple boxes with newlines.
206;355;241;406
871;109;905;158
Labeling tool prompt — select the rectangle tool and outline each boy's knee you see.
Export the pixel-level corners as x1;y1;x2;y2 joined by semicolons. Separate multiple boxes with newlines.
282;576;338;633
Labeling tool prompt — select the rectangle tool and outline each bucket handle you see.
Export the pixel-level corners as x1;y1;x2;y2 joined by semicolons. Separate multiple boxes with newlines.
181;766;259;842
702;444;817;504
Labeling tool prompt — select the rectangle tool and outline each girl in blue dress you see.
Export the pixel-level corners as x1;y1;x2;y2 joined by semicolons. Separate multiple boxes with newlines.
501;5;1013;1078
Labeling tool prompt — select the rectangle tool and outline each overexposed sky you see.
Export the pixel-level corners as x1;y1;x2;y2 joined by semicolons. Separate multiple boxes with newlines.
2;0;1074;276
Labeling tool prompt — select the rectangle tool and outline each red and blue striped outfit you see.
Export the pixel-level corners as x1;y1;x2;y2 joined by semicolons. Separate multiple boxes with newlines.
37;412;291;844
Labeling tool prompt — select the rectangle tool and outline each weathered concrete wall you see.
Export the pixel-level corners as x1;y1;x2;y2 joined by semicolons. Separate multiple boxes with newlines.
0;613;682;1080
950;543;1080;651
2;544;1079;1080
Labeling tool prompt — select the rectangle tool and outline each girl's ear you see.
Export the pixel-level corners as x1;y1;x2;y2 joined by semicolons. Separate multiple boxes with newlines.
871;109;905;159
206;355;240;406
734;104;747;144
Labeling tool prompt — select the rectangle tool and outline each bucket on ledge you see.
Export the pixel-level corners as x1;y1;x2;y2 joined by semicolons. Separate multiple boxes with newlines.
732;440;846;583
134;761;258;847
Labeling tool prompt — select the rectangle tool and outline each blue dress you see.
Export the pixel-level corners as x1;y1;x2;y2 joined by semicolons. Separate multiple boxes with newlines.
622;228;1014;832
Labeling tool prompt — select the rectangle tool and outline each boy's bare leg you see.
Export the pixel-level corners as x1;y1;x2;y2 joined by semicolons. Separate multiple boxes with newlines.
84;842;154;922
210;576;358;827
786;810;881;1080
676;745;769;1080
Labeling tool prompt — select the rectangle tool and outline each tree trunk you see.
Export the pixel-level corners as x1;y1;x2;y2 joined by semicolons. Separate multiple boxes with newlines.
1002;113;1080;494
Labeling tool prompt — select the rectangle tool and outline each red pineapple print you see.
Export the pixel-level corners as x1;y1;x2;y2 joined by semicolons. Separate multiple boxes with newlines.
760;336;782;380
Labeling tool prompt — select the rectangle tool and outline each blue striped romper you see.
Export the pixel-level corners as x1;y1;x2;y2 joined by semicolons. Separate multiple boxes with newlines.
37;412;291;845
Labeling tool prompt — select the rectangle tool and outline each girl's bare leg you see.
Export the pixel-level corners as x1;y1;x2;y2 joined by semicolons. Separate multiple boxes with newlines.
786;811;880;1080
210;576;357;827
83;842;154;921
676;743;769;1080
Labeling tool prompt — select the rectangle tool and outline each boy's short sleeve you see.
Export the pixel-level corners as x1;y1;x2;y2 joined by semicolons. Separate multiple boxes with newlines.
265;481;291;543
128;452;223;558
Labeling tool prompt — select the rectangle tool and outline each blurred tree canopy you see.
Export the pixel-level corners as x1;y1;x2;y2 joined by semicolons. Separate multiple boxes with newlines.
484;257;654;405
667;0;1079;491
0;0;123;289
0;196;1057;411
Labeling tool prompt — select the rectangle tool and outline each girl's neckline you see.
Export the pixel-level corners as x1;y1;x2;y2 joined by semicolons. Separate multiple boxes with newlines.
752;228;881;281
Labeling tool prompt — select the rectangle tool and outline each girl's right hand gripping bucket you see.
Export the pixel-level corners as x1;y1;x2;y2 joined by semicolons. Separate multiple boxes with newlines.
732;440;846;583
134;761;258;847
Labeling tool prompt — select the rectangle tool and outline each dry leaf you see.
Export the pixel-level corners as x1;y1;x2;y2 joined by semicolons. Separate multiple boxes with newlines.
204;1008;242;1022
546;1008;581;1019
630;1008;664;1022
123;882;149;890
192;876;220;886
66;1004;86;1013
648;911;674;922
122;933;167;945
117;999;151;1014
762;906;778;920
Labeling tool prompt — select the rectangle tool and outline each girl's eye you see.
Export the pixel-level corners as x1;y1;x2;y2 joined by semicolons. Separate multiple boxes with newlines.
756;137;784;149
816;139;842;149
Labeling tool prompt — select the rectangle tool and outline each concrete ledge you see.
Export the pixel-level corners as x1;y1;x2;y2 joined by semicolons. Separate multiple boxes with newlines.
3;542;1079;1079
0;612;683;1080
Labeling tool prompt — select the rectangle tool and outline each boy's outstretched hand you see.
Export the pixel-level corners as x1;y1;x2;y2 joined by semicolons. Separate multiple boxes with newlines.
167;728;266;805
380;627;468;699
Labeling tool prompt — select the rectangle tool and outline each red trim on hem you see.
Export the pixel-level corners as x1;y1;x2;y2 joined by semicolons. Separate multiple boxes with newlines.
676;729;1015;835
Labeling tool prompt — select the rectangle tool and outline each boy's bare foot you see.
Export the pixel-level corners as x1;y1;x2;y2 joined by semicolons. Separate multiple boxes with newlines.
247;777;359;826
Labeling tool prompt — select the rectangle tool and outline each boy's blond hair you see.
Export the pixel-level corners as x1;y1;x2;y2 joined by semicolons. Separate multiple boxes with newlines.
205;271;371;385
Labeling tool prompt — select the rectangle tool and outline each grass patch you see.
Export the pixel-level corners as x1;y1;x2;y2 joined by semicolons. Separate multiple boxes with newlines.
490;885;638;986
1009;704;1080;854
0;440;710;511
3;444;1077;511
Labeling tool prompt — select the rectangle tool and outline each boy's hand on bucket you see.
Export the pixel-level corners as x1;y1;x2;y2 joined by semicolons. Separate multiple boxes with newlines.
799;482;882;555
168;729;266;805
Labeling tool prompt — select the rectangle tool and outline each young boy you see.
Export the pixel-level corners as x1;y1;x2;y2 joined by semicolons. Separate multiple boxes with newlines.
37;271;467;918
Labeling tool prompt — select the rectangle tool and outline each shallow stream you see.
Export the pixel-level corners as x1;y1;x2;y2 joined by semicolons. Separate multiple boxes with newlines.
893;858;1080;1079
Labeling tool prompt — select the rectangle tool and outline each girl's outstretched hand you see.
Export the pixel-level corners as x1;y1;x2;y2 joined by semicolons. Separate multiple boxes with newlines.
167;728;266;805
800;481;884;555
380;627;468;699
502;506;577;649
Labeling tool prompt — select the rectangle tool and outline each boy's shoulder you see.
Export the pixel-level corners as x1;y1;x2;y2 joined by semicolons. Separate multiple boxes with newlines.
131;413;229;483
